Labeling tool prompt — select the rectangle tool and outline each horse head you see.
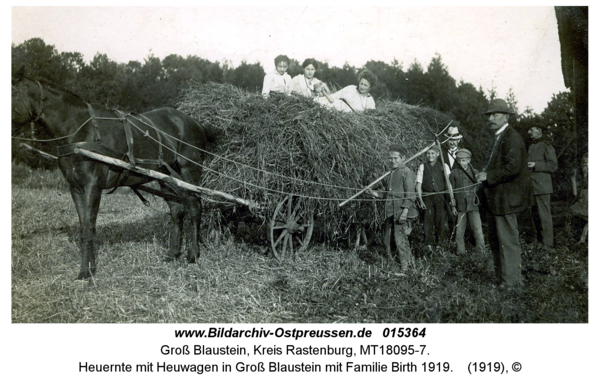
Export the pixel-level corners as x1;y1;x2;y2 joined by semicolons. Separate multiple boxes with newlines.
11;68;45;136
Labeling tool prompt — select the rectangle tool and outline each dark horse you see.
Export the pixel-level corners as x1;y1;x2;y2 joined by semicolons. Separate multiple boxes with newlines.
12;69;217;280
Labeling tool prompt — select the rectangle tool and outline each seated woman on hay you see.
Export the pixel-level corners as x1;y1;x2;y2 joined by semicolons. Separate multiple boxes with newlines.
290;58;329;100
321;69;377;113
261;54;292;97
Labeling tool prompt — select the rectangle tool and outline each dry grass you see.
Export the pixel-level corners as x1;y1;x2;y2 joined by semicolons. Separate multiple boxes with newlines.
12;165;588;323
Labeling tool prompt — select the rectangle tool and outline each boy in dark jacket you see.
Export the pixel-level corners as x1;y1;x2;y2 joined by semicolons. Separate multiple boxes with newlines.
449;149;485;254
367;144;419;270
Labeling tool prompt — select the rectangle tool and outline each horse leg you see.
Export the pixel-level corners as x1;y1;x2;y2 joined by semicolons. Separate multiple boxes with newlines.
161;198;184;261
180;167;203;263
184;194;202;263
69;184;102;280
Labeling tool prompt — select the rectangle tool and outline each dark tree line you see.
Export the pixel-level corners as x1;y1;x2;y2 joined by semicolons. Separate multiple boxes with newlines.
12;37;577;195
12;39;486;115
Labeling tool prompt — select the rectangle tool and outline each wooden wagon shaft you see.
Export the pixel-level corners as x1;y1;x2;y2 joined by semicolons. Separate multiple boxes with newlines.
338;141;438;207
73;147;260;209
19;142;58;161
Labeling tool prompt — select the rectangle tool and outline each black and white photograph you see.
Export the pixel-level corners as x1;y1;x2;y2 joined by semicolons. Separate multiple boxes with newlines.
7;3;594;380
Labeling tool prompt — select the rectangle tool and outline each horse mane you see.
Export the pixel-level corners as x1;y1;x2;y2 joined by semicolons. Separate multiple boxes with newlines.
21;75;86;106
41;78;85;103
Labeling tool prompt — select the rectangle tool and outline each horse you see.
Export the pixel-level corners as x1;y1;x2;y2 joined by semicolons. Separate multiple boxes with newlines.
12;69;218;280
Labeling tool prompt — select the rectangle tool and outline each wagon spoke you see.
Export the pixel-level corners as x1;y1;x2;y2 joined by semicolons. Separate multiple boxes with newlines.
274;229;287;247
270;195;313;260
292;200;303;220
280;234;288;259
276;210;288;223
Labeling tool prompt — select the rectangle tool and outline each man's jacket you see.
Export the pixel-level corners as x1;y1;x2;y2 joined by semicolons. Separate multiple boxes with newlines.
484;126;532;215
528;139;558;195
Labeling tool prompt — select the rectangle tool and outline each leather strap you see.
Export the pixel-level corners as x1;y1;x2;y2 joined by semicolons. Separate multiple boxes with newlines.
114;110;136;165
85;103;103;144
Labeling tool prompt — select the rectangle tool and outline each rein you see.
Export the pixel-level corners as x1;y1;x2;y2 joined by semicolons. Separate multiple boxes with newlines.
12;116;94;143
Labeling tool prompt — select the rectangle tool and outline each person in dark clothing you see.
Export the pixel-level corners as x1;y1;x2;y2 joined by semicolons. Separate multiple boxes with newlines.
450;149;485;255
367;144;419;270
416;146;452;252
527;126;558;249
476;99;532;288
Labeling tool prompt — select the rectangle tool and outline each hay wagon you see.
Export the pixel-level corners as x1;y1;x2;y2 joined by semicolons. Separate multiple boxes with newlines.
175;82;453;259
18;81;452;261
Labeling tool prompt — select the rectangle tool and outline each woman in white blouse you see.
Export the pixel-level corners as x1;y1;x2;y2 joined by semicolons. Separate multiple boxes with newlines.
325;70;377;113
261;54;292;97
290;58;326;99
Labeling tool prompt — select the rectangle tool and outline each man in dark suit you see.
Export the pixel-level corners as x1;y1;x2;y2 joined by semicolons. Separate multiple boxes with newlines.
527;126;557;249
476;99;531;288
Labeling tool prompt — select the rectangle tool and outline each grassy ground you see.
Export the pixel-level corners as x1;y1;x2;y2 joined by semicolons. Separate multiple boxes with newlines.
11;164;588;323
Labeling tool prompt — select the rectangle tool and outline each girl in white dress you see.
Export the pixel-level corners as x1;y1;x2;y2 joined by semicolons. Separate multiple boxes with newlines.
290;58;326;99
261;54;292;97
325;69;377;113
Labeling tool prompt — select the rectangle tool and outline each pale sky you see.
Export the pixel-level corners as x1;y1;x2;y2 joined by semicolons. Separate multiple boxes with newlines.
11;5;570;114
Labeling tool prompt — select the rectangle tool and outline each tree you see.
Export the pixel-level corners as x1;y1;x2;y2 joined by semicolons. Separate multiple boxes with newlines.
230;61;265;91
404;60;427;106
364;59;404;101
448;81;491;168
58;51;85;91
11;38;80;89
12;38;59;78
487;85;498;102
324;62;357;92
505;87;520;117
423;53;457;113
77;53;122;107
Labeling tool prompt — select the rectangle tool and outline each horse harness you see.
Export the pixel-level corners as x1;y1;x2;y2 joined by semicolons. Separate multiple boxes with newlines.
14;80;185;203
13;80;44;139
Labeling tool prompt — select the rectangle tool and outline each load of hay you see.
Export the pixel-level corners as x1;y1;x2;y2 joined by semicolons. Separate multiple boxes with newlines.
177;81;453;243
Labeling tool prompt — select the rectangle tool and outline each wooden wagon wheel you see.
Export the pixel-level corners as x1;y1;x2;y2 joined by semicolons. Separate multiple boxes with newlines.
269;195;314;260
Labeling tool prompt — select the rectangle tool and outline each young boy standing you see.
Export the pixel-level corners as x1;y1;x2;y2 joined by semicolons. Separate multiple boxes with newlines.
449;149;485;254
416;146;451;251
368;144;418;270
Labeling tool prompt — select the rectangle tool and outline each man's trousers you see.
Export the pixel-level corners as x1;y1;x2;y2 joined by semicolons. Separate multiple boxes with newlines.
423;194;449;246
384;217;414;269
486;213;522;287
456;210;485;254
532;193;553;247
